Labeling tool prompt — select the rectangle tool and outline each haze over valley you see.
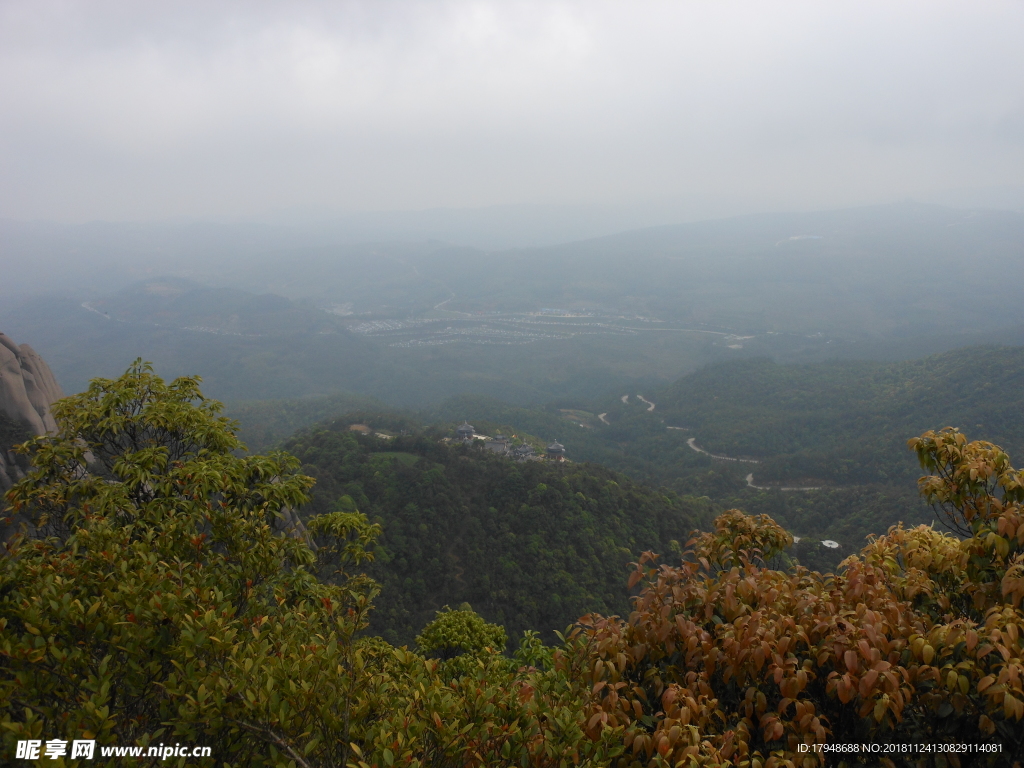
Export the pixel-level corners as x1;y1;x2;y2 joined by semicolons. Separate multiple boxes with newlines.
6;202;1024;408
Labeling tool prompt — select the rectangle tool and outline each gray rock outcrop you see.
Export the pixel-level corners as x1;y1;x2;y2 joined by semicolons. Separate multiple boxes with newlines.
0;333;62;436
0;334;63;494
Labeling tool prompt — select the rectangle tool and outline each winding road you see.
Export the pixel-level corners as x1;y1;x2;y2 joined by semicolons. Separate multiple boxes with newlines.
616;392;821;492
685;437;759;464
682;437;823;492
619;393;655;411
636;395;655;412
744;473;821;492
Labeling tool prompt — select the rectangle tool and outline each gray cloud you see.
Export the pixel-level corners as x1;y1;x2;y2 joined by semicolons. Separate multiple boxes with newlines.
1;0;1022;222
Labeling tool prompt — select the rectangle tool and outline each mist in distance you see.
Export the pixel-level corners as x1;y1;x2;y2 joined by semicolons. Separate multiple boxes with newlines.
2;1;1024;410
1;0;1022;226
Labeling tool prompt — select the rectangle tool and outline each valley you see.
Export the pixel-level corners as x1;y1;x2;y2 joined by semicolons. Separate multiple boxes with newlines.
3;204;1024;693
5;206;1024;757
213;343;1024;574
8;6;1024;760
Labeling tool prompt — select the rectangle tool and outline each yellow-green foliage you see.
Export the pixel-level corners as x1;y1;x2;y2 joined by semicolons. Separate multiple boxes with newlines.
0;363;627;768
416;605;509;660
0;362;380;766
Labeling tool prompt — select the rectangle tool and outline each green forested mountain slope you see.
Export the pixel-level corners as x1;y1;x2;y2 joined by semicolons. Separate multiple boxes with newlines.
227;393;394;450
652;345;1024;485
224;345;1024;561
421;346;1024;558
282;426;710;646
434;347;1024;489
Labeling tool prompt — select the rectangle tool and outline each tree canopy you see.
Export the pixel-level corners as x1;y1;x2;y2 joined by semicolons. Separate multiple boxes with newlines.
570;428;1024;765
3;362;1023;766
283;422;709;646
0;362;381;765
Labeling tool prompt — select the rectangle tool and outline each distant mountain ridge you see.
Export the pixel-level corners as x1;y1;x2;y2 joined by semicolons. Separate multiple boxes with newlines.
6;203;1024;408
86;277;346;337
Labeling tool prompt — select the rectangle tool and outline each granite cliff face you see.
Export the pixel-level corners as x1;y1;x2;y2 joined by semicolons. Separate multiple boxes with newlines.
0;333;64;493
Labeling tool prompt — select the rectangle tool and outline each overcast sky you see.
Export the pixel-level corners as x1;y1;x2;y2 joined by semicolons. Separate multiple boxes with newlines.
1;0;1022;223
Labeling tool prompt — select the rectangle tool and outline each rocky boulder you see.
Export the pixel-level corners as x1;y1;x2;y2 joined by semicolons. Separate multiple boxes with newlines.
0;333;63;494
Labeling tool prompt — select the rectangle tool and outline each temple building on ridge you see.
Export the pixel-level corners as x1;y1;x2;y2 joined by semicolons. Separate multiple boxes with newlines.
512;442;535;459
485;433;509;454
448;420;560;462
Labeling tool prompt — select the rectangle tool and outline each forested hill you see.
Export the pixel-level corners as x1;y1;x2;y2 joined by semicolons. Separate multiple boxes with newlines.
282;424;710;646
413;345;1024;558
223;345;1024;563
652;345;1024;486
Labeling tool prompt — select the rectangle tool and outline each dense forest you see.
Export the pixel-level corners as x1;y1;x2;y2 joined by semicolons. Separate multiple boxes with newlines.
282;425;709;645
3;364;1024;765
452;346;1024;553
223;345;1024;565
652;346;1024;485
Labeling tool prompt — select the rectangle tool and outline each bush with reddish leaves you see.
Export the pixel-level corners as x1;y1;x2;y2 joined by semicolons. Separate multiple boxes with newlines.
570;429;1024;767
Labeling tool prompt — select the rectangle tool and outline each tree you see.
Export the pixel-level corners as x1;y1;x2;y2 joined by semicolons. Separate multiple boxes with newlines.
570;428;1024;766
0;362;627;768
347;628;628;768
0;362;380;766
416;605;509;662
13;361;1022;766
